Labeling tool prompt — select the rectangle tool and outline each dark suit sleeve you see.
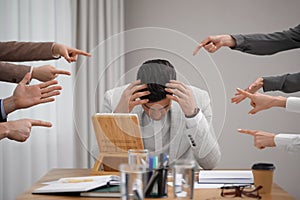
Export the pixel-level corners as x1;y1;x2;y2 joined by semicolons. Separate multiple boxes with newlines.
0;62;31;83
263;72;300;93
0;41;56;61
231;24;300;55
0;99;7;122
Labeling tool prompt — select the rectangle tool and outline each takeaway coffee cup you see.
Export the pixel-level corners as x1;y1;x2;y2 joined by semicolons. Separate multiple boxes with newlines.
251;163;275;194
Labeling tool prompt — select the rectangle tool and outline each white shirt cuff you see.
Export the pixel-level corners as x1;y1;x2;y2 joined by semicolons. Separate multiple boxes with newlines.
51;43;60;58
186;110;203;128
274;134;293;147
275;133;300;152
1;100;7;119
286;97;300;114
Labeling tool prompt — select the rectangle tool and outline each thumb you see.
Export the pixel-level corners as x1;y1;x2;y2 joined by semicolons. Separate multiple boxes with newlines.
20;73;32;85
248;83;255;90
249;108;258;115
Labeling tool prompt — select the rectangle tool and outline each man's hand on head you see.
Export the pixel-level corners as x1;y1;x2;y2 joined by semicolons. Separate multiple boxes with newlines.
165;80;198;117
114;80;150;113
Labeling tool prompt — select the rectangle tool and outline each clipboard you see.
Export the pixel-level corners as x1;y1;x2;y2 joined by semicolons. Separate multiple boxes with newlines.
91;113;144;172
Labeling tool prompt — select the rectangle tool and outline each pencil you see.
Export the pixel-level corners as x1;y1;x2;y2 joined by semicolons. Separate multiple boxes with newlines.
61;178;94;183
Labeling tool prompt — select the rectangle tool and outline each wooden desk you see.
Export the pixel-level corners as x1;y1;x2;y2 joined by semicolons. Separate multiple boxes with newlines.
17;168;295;200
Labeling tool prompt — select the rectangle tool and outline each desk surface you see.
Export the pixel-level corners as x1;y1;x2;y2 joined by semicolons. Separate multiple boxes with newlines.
17;168;295;200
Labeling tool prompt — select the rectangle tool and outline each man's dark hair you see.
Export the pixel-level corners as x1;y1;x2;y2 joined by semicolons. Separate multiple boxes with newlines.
137;59;176;103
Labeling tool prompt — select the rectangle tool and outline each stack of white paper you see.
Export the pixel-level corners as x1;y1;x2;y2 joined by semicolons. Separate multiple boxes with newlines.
198;170;253;184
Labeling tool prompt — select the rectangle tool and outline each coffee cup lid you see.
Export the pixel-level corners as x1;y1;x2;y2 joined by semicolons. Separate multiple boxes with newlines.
252;163;275;170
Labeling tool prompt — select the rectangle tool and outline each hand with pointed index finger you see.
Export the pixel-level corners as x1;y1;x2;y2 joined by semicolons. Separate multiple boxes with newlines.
32;65;71;82
2;119;52;142
193;35;236;55
52;43;91;63
238;129;276;149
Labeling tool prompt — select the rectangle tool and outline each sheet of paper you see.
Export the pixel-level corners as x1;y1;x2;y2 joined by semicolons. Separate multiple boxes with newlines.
168;182;253;189
168;182;224;189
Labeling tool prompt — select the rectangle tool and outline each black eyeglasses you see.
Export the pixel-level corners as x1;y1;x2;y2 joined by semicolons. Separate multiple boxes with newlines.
221;184;262;199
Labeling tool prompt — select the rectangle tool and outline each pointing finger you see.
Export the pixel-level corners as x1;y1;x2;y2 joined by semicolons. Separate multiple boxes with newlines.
53;69;71;76
193;43;203;56
193;37;212;55
73;49;91;57
30;119;52;127
237;129;256;136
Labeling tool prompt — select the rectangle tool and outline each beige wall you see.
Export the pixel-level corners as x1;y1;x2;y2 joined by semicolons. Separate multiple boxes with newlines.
124;0;300;198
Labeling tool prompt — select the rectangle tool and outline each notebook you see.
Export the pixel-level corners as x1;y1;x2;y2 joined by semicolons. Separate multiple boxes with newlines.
80;185;121;197
32;175;120;194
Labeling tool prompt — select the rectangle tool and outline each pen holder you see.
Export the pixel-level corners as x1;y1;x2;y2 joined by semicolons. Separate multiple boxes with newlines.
144;167;168;198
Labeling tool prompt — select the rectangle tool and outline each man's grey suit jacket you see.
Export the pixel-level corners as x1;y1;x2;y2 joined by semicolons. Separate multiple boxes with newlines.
101;84;221;169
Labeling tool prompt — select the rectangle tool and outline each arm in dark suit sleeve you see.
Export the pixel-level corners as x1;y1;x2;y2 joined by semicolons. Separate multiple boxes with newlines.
0;41;56;61
0;62;31;83
0;99;7;122
263;72;300;93
231;24;300;55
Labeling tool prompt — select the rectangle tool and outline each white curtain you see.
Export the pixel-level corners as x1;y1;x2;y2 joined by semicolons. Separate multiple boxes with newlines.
0;0;124;199
72;0;125;167
0;0;75;199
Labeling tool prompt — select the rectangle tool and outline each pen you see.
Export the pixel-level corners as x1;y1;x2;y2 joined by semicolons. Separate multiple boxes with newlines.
133;179;143;200
152;156;158;195
144;170;159;196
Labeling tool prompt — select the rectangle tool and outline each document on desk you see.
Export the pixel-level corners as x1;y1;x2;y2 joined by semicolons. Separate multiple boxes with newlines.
32;175;120;194
198;170;254;184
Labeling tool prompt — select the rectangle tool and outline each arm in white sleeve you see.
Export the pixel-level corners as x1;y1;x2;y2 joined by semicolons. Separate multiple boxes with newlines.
185;110;203;128
275;134;300;152
286;97;300;114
